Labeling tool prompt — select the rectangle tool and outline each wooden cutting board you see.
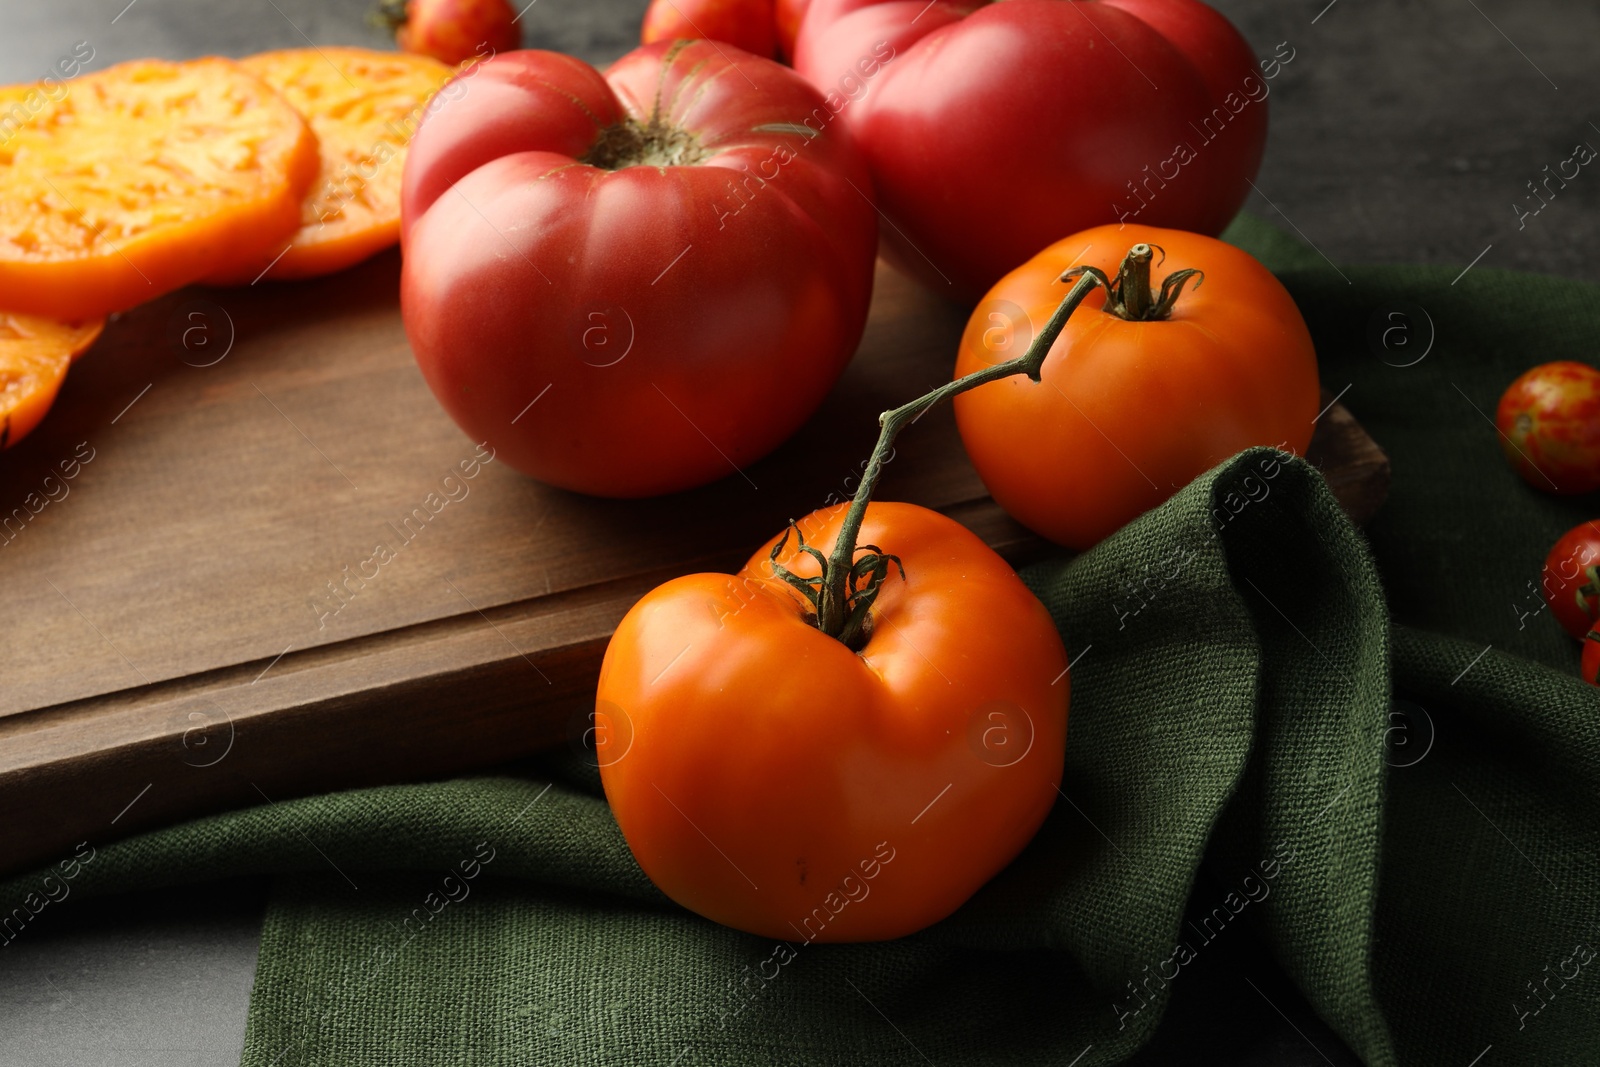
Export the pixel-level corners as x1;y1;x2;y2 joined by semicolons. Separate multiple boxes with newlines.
0;254;1388;877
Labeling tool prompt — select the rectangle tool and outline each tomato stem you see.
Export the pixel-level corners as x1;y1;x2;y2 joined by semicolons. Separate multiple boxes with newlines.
1122;243;1155;318
1063;242;1203;322
809;267;1109;641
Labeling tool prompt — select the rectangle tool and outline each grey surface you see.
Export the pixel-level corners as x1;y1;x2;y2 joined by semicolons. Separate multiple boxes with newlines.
0;880;268;1067
1;0;1593;1063
7;0;639;78
1220;0;1600;286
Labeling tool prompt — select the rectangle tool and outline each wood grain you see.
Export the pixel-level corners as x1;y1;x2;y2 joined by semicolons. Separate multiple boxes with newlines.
0;256;1387;876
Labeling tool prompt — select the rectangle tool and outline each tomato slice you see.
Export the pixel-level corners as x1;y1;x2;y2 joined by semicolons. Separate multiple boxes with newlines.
0;58;318;318
214;48;455;283
0;313;104;449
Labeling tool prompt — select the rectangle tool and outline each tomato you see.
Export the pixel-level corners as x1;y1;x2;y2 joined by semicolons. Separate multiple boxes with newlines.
776;0;812;59
1584;629;1600;687
1542;521;1600;640
794;0;1270;298
596;501;1068;941
400;44;877;497
210;49;454;284
1495;362;1600;495
0;58;317;319
0;313;104;450
953;224;1319;551
389;0;520;67
641;0;778;58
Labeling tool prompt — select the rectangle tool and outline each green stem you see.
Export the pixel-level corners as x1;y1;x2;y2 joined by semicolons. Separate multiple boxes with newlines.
1064;243;1204;322
812;268;1107;639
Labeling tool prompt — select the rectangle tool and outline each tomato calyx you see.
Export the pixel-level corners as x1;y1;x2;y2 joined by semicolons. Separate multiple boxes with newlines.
581;117;707;170
1063;243;1204;322
768;523;902;651
1578;565;1600;619
370;0;409;33
806;260;1116;642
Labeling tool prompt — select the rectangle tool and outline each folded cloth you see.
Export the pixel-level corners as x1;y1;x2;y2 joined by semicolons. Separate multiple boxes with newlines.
4;216;1595;1066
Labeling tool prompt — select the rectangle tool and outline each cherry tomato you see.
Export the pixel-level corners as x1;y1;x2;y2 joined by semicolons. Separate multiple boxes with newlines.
1495;361;1600;495
953;224;1319;551
388;0;520;67
1584;629;1600;687
400;44;877;496
1542;521;1600;640
641;0;778;58
795;0;1268;298
596;502;1069;941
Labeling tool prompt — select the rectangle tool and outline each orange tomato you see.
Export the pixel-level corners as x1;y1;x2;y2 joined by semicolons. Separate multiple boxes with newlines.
0;58;318;319
596;501;1068;942
212;48;454;283
954;224;1320;551
0;313;104;449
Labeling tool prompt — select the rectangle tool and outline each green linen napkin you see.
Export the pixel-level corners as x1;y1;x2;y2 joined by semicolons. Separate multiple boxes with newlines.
3;215;1596;1066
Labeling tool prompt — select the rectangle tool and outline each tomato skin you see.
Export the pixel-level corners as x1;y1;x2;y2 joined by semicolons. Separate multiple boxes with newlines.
776;0;812;58
953;224;1319;551
1583;629;1600;687
1495;362;1600;495
397;0;520;67
400;50;619;244
795;0;1267;298
596;502;1069;942
400;45;877;497
1542;522;1600;640
641;0;779;58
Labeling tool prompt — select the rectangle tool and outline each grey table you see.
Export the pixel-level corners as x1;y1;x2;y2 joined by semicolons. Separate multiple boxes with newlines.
3;1;1596;1063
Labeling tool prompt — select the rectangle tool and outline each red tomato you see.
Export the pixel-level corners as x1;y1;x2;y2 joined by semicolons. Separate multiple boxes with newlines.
392;0;520;66
596;502;1069;941
400;45;877;496
1542;521;1600;640
776;0;812;59
641;0;778;58
953;224;1319;551
1584;629;1600;687
794;0;1269;299
1495;362;1600;495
